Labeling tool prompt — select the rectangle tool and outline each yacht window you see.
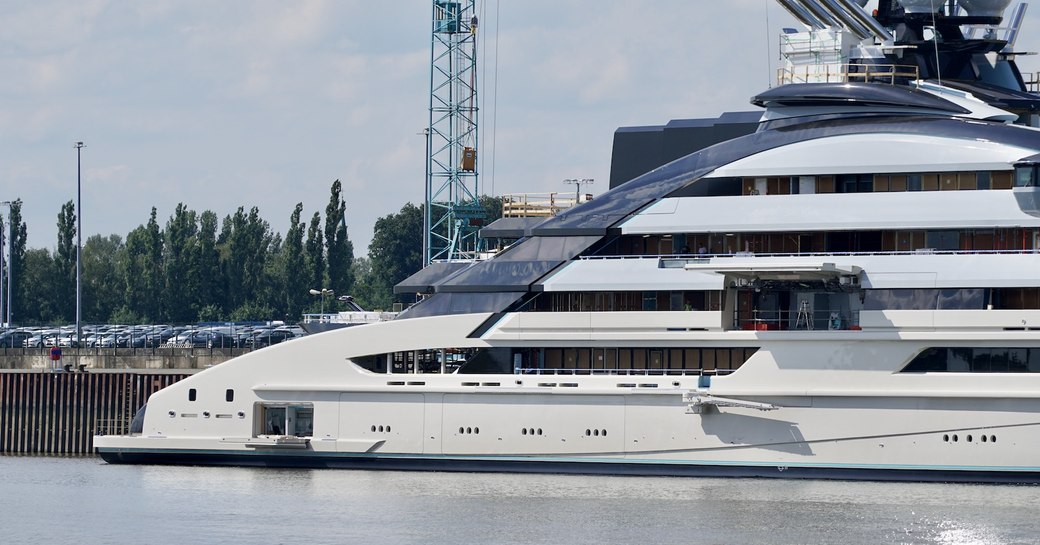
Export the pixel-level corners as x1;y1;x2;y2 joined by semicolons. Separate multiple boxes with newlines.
863;289;938;310
1015;165;1036;187
976;172;991;190
902;348;1040;373
188;388;197;402
263;406;286;435
257;404;314;437
907;174;923;192
926;231;960;251
225;389;234;402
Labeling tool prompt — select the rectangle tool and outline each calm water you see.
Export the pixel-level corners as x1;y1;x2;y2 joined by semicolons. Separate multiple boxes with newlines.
2;456;1039;545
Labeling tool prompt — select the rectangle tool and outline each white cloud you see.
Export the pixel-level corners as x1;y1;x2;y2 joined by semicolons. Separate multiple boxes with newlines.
1;0;1039;260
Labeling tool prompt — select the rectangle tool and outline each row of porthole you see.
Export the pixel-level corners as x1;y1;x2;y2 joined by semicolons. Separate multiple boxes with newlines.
521;428;543;436
187;388;235;402
585;429;608;437
370;425;391;433
459;427;480;435
942;434;997;443
169;410;245;419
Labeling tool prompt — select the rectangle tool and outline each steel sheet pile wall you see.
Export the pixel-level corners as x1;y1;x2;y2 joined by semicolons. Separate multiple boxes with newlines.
0;371;190;455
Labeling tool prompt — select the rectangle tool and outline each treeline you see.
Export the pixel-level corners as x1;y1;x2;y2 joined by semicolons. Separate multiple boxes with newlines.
0;180;501;325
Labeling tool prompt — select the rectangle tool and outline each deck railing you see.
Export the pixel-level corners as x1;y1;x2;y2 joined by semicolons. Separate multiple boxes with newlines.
777;63;920;85
1025;72;1040;93
735;309;861;332
575;248;1040;261
501;192;589;218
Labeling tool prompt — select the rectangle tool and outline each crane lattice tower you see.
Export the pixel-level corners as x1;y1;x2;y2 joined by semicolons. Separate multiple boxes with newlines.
426;0;484;264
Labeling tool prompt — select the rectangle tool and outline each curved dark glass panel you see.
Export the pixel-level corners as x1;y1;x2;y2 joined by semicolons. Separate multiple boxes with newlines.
751;82;971;113
902;347;1040;372
533;116;1040;236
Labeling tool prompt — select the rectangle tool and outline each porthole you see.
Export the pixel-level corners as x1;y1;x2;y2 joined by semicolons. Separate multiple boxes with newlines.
379;425;384;432
967;434;973;442
386;426;391;433
459;427;464;434
602;429;607;437
474;427;479;434
466;427;472;434
982;435;987;443
943;434;949;442
371;425;377;432
953;434;959;442
991;435;997;443
585;429;591;437
593;429;599;436
537;428;543;435
522;428;527;435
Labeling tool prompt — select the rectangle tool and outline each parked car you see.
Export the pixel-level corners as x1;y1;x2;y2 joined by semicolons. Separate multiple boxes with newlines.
166;330;234;348
244;329;296;348
0;330;33;348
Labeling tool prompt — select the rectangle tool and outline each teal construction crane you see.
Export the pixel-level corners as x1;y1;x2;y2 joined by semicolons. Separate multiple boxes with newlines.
425;0;485;264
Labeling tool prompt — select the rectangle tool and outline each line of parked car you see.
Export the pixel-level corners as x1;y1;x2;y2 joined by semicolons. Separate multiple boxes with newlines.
0;323;306;349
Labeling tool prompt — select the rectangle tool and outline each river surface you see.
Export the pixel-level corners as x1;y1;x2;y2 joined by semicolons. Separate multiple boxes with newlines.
2;455;1038;545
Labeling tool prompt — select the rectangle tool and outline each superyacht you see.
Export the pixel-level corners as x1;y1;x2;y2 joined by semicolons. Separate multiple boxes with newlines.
96;0;1040;482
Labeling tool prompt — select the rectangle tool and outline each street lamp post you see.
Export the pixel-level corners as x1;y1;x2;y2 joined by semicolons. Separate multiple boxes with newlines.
309;288;334;321
563;178;594;205
75;142;84;348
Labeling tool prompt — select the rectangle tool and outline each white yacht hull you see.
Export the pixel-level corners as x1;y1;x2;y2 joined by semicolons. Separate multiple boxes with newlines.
94;313;1040;482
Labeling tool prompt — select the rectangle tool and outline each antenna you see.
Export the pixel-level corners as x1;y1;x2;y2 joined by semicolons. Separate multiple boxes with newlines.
563;178;594;205
931;0;942;87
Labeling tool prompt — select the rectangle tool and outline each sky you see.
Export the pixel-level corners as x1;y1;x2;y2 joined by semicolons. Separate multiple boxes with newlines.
2;1;1039;255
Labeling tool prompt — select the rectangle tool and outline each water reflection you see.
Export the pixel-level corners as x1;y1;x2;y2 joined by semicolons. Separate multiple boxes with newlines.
1;456;1036;545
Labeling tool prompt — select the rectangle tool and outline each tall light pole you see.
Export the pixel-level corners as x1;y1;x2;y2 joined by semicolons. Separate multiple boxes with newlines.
563;178;594;205
309;288;333;320
75;142;84;348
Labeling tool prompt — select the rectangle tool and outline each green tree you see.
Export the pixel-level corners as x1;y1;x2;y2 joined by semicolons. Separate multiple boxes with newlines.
221;206;272;313
324;180;354;297
82;234;125;322
123;208;163;322
163;204;199;323
281;203;309;321
196;211;223;320
367;202;424;309
54;200;77;322
305;211;324;292
7;200;27;324
479;194;504;223
18;248;58;324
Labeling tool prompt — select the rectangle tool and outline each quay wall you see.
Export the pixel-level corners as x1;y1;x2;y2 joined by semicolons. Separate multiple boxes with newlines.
0;370;193;455
0;348;240;371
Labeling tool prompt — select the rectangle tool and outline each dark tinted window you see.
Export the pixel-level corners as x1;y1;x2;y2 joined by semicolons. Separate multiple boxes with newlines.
903;347;1040;373
188;388;197;402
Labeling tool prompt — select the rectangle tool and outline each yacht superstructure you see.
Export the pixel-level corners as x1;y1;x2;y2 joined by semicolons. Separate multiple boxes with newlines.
95;0;1040;482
